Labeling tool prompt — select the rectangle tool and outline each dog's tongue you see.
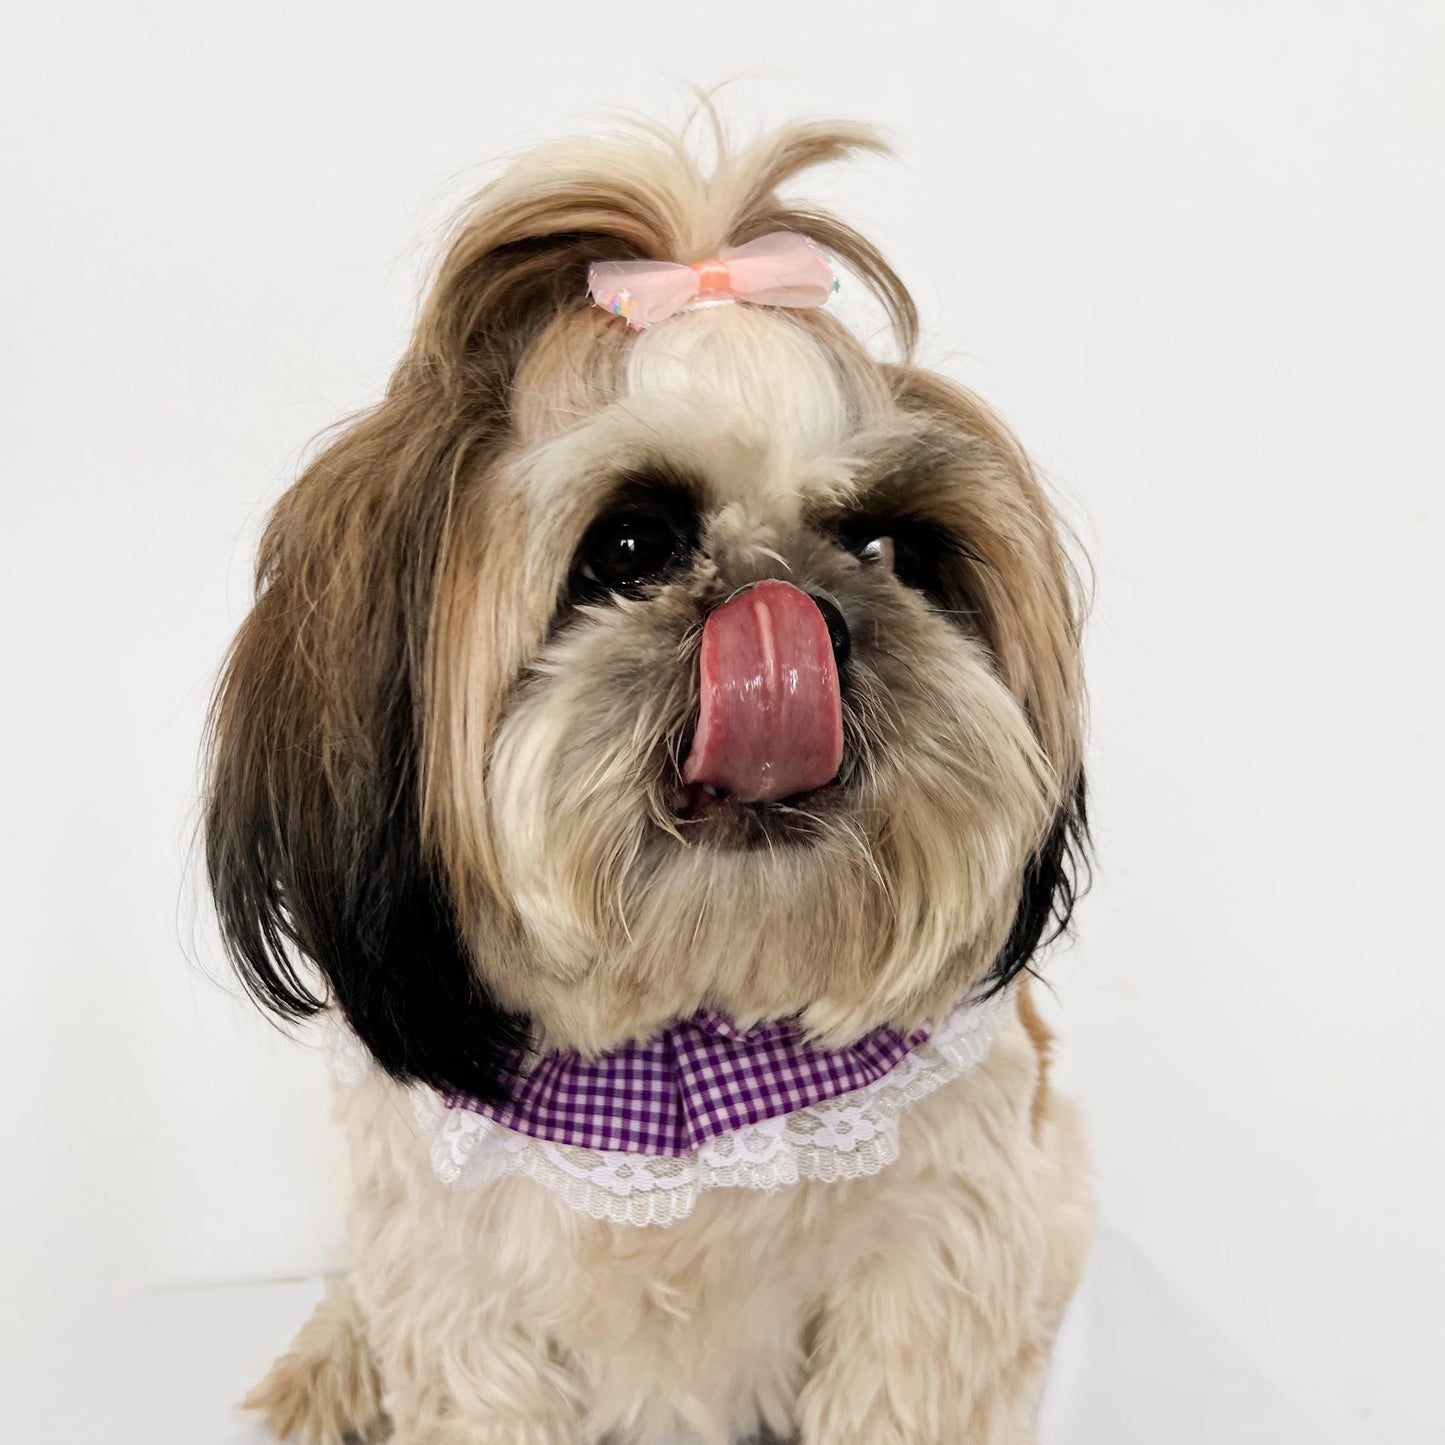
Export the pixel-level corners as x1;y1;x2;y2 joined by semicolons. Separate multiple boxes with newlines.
683;580;843;804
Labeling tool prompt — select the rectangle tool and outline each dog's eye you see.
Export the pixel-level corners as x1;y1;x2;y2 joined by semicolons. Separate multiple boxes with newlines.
858;536;896;571
576;510;688;595
841;516;948;598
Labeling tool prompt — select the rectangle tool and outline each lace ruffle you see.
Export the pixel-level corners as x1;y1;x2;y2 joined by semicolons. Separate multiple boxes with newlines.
331;994;1014;1228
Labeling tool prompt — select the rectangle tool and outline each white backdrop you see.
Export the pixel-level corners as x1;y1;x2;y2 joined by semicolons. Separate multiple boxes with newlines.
3;4;1441;1443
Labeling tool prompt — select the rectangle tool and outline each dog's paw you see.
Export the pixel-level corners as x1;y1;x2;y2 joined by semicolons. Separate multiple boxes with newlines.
242;1279;387;1444
796;1382;950;1445
243;1350;387;1444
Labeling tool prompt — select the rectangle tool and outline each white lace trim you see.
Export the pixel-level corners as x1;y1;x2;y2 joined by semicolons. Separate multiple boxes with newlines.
329;993;1015;1228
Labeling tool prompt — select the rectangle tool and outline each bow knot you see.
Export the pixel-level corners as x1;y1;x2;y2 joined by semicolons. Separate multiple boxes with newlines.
587;232;837;330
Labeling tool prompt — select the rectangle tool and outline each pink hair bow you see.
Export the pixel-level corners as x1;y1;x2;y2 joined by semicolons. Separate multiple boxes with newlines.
587;232;837;330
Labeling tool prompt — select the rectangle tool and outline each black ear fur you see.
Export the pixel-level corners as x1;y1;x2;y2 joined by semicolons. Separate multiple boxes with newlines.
205;640;526;1105
984;770;1091;994
282;684;527;1106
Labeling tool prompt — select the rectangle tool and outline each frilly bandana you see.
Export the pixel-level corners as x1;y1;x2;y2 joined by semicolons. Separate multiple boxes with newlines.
587;231;838;330
449;1011;926;1156
332;993;1016;1228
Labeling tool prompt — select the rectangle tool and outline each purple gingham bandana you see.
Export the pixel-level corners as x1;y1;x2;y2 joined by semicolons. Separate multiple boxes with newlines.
450;1011;929;1157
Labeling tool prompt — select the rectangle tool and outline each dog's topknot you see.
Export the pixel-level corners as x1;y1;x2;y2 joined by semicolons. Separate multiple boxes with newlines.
407;117;918;388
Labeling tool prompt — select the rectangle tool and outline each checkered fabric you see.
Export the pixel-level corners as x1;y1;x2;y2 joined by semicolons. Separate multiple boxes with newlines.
451;1011;928;1157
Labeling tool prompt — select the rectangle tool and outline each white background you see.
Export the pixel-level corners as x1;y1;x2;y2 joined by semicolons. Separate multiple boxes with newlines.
2;4;1441;1443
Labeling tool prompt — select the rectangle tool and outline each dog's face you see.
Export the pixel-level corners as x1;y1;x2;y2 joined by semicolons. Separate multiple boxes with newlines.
206;123;1086;1100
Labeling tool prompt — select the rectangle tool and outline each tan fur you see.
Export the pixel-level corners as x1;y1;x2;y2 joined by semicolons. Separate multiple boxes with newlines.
244;1276;387;1443
215;113;1094;1444
1015;981;1055;1142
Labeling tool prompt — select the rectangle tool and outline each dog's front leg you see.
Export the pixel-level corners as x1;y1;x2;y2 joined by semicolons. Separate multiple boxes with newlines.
793;1233;1052;1445
792;1047;1074;1445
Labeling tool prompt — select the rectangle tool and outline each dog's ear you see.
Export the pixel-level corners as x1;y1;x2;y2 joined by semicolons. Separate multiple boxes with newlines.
203;387;530;1103
889;367;1092;988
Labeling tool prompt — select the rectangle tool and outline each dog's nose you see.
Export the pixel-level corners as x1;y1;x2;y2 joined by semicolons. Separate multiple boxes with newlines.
809;593;851;667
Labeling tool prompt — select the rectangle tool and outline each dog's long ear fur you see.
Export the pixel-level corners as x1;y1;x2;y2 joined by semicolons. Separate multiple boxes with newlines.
206;118;915;1099
203;387;532;1103
888;367;1092;990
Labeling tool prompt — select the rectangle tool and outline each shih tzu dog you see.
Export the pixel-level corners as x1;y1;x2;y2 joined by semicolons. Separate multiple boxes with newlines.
205;116;1093;1445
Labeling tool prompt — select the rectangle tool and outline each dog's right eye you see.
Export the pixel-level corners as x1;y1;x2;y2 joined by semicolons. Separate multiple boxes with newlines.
575;509;690;596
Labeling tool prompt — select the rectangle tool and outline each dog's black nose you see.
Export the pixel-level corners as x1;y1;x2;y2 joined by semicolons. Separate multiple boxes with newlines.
810;593;851;666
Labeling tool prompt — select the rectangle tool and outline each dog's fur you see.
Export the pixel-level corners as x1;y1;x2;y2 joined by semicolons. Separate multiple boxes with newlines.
206;116;1093;1444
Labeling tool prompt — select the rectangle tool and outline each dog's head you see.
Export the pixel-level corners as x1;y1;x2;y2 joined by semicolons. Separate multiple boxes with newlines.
205;120;1087;1101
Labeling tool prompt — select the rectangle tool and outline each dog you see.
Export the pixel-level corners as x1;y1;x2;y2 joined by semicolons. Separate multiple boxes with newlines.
205;114;1093;1445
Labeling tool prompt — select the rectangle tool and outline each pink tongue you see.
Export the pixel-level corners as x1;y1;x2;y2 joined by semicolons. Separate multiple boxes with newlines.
683;580;844;804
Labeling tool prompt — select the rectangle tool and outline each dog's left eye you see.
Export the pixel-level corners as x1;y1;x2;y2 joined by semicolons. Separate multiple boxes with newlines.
840;515;950;599
857;536;896;571
576;509;689;595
